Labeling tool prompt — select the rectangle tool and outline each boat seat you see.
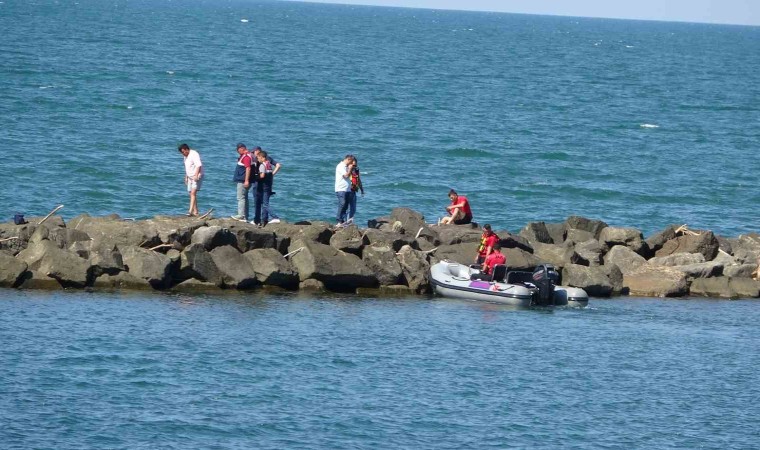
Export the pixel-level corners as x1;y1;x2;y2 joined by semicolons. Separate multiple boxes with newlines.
506;270;534;285
491;264;507;283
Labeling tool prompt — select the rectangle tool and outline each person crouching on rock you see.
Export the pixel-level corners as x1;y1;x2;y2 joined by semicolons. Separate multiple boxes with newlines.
475;224;499;265
439;189;472;225
471;242;506;281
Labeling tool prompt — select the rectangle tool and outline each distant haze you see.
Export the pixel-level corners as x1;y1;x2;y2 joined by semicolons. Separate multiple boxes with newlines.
283;0;760;26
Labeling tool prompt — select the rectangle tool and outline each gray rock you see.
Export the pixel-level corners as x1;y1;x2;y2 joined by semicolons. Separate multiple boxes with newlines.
396;245;431;294
150;216;208;248
171;278;221;293
93;272;152;290
531;242;567;269
648;253;705;267
602;264;624;294
209;245;258;289
655;231;720;261
208;219;277;252
690;277;760;299
88;243;125;276
715;235;733;255
573;239;604;266
545;222;565;245
70;215;162;248
561;264;614;297
599;226;647;255
299;279;326;291
178;244;223;286
17;240;92;288
564;216;608;239
713;250;738;265
190;226;237;251
623;265;689;297
267;222;333;245
329;226;367;256
363;229;416;252
0;222;37;255
433;241;479;265
430;225;482;245
672;261;724;279
604;245;647;275
496;232;534;253
503;247;542;271
519;221;553;244
730;234;760;264
243;248;299;289
288;239;377;291
120;246;172;289
390;207;439;243
564;229;596;244
724;264;758;279
0;253;28;287
17;270;62;290
645;225;677;255
362;245;404;286
415;238;436;252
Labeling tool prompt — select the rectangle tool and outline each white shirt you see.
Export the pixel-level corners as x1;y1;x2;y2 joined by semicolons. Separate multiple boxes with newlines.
184;149;203;178
335;161;350;192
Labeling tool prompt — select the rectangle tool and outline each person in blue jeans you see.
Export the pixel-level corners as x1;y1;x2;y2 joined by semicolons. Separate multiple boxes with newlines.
334;154;355;227
254;150;281;226
230;143;253;222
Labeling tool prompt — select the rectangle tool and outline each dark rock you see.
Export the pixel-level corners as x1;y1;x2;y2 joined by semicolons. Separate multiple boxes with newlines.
17;240;92;288
519;221;553;244
599;227;647;255
150;216;208;248
178;244;223;286
93;272;152;290
396;245;431;294
362;245;404;286
715;235;733;255
209;245;258;289
433;242;479;265
430;225;482;245
496;232;534;253
604;245;646;275
645;225;677;255
120;246;172;289
561;264;614;297
648;253;705;267
623;265;689;297
367;216;390;230
655;231;719;261
531;242;567;269
243;248;299;289
267;222;334;245
564;229;596;244
389;207;439;244
0;253;28;287
545;222;565;244
414;238;436;252
190;226;237;251
88;243;125;276
329;226;367;256
0;222;37;255
363;229;416;252
288;239;377;292
602;264;625;294
564;216;608;239
208;219;277;252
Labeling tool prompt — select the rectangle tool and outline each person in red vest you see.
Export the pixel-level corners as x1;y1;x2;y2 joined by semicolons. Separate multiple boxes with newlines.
439;189;472;225
475;224;499;265
471;242;506;281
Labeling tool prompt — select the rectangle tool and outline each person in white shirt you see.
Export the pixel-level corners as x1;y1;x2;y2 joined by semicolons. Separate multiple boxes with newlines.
178;143;203;216
334;154;355;227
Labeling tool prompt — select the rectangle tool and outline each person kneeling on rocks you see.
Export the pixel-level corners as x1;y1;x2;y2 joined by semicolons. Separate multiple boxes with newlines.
471;242;506;281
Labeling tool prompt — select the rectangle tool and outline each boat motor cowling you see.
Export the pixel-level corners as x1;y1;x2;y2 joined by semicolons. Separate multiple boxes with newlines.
531;264;559;306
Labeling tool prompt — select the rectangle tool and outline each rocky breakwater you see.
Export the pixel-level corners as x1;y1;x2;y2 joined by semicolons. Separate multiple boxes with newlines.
0;209;758;299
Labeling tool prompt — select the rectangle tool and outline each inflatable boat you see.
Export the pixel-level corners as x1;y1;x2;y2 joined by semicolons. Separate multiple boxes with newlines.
430;260;588;307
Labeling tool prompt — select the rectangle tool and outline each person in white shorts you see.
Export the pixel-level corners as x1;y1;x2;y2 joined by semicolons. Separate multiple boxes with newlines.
178;143;203;216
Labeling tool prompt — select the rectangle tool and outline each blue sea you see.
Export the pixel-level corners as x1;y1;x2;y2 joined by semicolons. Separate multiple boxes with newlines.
1;1;760;448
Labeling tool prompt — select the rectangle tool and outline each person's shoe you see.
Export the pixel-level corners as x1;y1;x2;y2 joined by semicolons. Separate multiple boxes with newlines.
249;220;260;226
335;222;346;229
230;215;246;222
269;218;281;224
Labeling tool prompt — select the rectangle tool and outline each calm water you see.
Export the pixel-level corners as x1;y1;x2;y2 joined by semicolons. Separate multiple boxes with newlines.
0;291;759;448
1;0;759;235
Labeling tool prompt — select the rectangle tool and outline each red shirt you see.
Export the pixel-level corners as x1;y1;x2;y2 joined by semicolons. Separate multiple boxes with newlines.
451;195;472;216
484;251;506;274
478;232;499;257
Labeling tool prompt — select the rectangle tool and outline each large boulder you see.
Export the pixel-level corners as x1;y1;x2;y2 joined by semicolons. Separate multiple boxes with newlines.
730;234;760;264
599;227;647;255
190;226;237;251
329;226;367;256
93;272;152;290
571;239;604;267
503;247;542;271
623;265;689;297
724;263;758;279
655;231;720;261
243;248;299;289
149;216;208;248
0;253;28;287
545;222;565;245
267;222;333;245
363;229;416;252
390;207;438;243
30;226;91;250
564;216;608;239
671;261;723;279
178;243;223;286
0;221;38;255
561;264;614;297
362;245;404;286
396;245;431;294
431;225;482;246
69;215;162;248
496;232;533;253
690;277;760;299
433;242;479;265
604;245;647;275
288;239;377;291
645;225;677;255
17;240;92;288
648;253;705;267
17;271;63;290
209;245;258;289
564;229;596;244
120;246;172;289
207;220;277;252
87;242;125;276
519;222;554;244
531;242;567;269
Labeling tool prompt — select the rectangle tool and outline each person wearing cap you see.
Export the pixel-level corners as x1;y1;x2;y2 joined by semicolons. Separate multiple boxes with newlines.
231;143;253;222
251;146;282;225
178;143;203;216
334;154;355;228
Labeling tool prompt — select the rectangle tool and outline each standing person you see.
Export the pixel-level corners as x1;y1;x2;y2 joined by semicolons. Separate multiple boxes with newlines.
178;143;203;216
347;155;364;225
334;154;355;228
475;224;499;265
231;143;253;222
254;150;281;226
251;146;282;225
439;189;472;225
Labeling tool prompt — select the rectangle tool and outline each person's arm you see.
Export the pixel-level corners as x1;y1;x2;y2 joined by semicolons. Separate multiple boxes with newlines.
244;167;251;187
259;163;265;179
192;152;202;180
343;163;353;180
272;159;282;176
358;173;364;195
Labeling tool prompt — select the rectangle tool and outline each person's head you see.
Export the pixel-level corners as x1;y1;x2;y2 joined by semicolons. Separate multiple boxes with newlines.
253;146;262;156
178;143;190;157
351;155;358;165
483;224;492;235
236;143;247;155
257;150;268;162
448;189;459;201
493;242;502;252
343;154;354;165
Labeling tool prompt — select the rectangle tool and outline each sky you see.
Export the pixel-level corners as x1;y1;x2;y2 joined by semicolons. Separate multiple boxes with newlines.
284;0;760;26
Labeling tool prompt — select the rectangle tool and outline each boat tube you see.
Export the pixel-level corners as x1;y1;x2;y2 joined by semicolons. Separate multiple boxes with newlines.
430;260;588;307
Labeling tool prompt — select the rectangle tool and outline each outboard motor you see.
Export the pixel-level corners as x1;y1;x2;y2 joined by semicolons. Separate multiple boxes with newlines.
531;264;559;306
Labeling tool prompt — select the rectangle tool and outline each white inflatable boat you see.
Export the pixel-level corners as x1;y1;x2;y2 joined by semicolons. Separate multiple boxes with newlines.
430;260;588;307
